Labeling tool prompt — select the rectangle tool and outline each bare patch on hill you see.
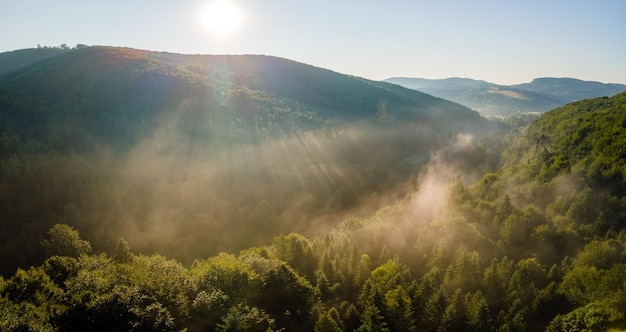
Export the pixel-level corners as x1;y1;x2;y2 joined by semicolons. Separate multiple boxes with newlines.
487;87;529;100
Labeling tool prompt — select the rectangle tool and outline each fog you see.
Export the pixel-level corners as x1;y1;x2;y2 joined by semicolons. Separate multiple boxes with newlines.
408;134;476;224
69;101;495;264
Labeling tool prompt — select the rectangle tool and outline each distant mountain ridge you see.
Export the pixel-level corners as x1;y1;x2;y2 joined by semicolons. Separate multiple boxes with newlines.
385;76;626;116
514;77;626;102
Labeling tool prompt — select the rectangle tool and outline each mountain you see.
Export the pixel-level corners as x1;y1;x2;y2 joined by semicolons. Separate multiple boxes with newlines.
0;47;483;152
0;46;492;275
512;77;626;102
385;76;626;117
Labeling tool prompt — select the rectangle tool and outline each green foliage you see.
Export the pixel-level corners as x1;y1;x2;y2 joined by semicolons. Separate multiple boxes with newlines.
546;302;624;332
572;239;625;269
272;233;316;279
358;259;416;331
505;92;626;193
49;253;190;331
193;253;252;301
314;309;343;332
113;238;133;263
190;253;254;329
216;303;277;332
464;290;490;330
0;296;55;332
41;224;92;258
244;254;314;329
42;255;77;287
2;266;61;306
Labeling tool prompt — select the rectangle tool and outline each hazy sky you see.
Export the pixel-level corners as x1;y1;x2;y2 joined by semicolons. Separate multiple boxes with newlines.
2;0;625;85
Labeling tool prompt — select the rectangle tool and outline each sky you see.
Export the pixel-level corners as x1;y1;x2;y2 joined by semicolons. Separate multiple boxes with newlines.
2;0;625;85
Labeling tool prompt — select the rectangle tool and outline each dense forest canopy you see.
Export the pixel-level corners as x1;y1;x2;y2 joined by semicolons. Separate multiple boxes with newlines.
1;46;625;331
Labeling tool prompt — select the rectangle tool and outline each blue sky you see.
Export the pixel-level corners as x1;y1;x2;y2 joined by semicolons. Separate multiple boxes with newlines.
2;0;625;85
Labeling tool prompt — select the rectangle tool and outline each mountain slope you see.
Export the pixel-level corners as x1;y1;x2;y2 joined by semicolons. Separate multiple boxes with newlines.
0;46;492;275
503;91;626;194
429;90;626;331
1;47;482;152
471;91;626;256
385;76;626;116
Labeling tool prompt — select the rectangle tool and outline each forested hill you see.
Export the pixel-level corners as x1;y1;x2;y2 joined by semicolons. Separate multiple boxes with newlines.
504;90;626;185
0;46;492;277
0;46;482;153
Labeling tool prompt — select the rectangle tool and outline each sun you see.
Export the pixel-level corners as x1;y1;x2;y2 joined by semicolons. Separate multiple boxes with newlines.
202;1;241;35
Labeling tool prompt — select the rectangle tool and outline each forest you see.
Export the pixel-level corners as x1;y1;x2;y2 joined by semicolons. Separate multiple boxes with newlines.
1;47;626;331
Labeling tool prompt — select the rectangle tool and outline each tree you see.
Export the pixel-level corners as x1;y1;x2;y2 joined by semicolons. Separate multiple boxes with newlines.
2;266;60;306
113;238;133;263
41;224;91;258
572;239;623;270
0;296;54;332
216;304;277;332
464;290;491;331
546;302;623;332
314;310;343;332
42;255;77;287
272;233;316;280
190;253;253;329
244;255;314;329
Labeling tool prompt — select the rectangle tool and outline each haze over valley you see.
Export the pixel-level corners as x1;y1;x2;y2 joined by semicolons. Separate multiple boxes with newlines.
0;46;492;268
